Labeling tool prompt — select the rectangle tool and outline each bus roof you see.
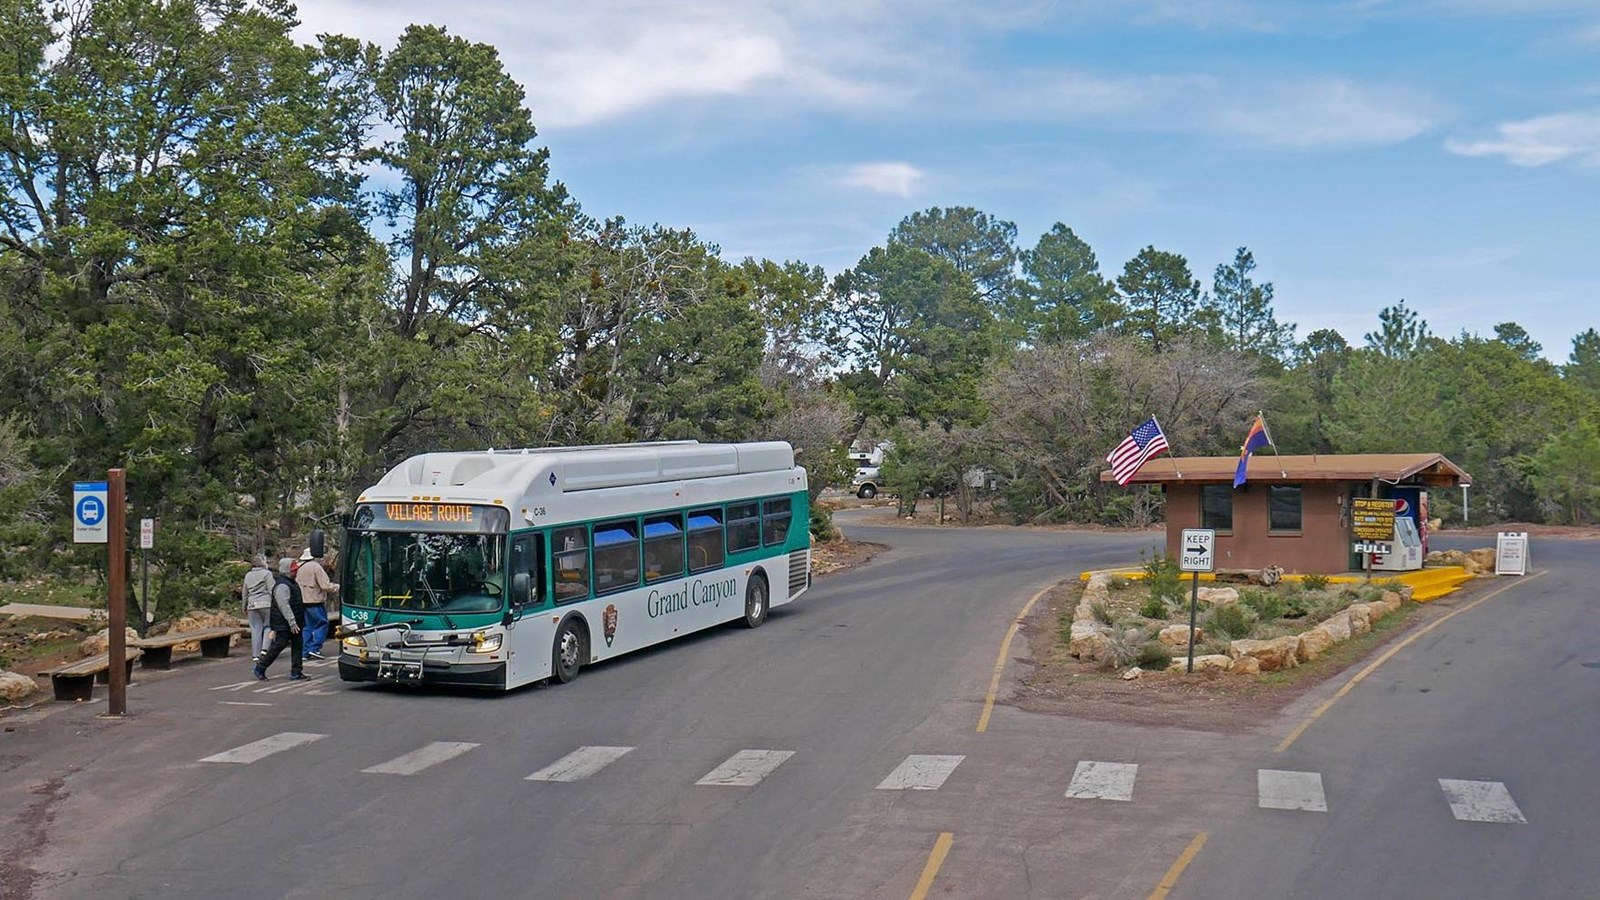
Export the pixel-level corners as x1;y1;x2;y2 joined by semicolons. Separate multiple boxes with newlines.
360;441;800;511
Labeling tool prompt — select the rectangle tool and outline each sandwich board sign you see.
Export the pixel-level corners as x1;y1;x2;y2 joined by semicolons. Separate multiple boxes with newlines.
1495;532;1528;576
1180;529;1215;572
73;481;109;544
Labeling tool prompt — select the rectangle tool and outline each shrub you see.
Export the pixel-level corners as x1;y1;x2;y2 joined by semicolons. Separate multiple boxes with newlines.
1205;602;1258;639
1142;552;1185;606
1098;626;1148;670
1109;575;1131;590
1136;641;1173;669
1301;573;1330;592
809;506;837;542
1240;588;1286;622
1139;596;1170;619
1088;601;1115;626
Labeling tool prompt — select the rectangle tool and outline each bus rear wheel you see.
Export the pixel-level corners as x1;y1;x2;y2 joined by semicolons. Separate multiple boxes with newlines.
552;618;586;684
742;575;769;629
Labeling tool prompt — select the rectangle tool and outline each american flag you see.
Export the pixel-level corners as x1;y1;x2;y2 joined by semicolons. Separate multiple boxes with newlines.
1106;417;1170;486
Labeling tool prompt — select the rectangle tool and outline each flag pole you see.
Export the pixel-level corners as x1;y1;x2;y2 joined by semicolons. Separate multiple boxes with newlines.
1152;415;1182;478
1260;411;1286;477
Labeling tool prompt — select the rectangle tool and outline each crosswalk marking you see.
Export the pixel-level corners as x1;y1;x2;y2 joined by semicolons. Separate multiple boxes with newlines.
1439;779;1526;824
526;746;635;782
877;755;965;791
259;675;326;694
363;742;480;776
1065;761;1138;802
696;750;795;786
1258;769;1327;812
200;732;327;764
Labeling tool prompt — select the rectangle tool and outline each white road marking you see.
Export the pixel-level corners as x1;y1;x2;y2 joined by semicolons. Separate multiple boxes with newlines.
526;746;635;782
1258;769;1327;812
363;741;480;776
696;750;795;787
1439;779;1527;824
876;755;965;791
259;676;323;694
210;680;258;692
217;701;274;707
200;732;326;764
304;659;339;669
1065;761;1138;802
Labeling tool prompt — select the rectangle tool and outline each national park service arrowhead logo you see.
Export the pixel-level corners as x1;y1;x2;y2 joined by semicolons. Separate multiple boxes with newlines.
603;603;618;647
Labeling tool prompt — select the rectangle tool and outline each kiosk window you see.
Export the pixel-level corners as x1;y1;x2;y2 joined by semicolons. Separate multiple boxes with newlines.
688;508;724;572
727;502;760;553
643;514;684;583
593;519;640;595
762;497;793;547
552;526;589;602
1269;485;1303;532
1200;485;1233;532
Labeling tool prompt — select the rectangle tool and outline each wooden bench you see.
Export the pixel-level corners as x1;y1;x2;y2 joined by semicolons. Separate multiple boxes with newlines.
133;626;246;670
43;649;143;702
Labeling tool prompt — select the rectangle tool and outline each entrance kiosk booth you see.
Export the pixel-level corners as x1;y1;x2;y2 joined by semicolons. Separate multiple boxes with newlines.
1102;453;1472;575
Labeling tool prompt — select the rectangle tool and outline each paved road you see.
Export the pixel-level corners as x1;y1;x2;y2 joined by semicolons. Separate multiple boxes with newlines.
3;523;1588;900
1171;535;1600;900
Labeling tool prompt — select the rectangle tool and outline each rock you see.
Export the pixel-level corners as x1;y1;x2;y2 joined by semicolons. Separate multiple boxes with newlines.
1158;624;1203;647
0;671;39;703
1297;626;1335;662
1069;621;1110;660
80;627;140;658
1319;611;1353;643
1396;584;1415;603
1228;636;1300;671
1376;591;1404;616
1258;565;1283;586
1072;603;1097;623
170;610;245;653
1121;666;1143;680
1230;656;1261;675
1346;604;1372;636
1468;548;1497;571
1197;587;1239;606
1166;654;1232;673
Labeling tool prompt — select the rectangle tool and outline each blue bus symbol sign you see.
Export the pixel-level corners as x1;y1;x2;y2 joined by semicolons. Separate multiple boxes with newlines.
73;481;110;544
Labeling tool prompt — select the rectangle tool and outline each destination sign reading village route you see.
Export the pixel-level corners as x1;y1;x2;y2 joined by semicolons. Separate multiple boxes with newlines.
1351;498;1396;541
384;502;475;523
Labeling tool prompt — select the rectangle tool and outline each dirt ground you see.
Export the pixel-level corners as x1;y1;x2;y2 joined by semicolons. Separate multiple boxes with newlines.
0;617;93;677
810;539;886;577
1007;576;1477;733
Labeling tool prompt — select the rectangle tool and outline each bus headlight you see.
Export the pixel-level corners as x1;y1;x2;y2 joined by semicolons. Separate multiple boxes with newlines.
468;631;502;654
342;634;367;653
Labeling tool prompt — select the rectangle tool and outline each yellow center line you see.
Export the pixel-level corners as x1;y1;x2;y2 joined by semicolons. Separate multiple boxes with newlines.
909;832;954;900
1148;831;1208;900
977;583;1054;733
1276;570;1547;752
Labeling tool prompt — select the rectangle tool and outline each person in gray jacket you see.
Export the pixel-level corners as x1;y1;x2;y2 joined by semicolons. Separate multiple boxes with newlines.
241;555;274;661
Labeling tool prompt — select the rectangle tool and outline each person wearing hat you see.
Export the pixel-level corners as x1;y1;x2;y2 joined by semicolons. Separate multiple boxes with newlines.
294;546;339;660
255;558;305;681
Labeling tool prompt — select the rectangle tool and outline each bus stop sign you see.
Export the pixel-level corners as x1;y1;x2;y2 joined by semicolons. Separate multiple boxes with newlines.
73;481;109;544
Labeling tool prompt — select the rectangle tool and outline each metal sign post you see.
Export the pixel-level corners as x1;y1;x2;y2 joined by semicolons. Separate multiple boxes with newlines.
138;518;154;638
1179;528;1215;674
106;469;128;717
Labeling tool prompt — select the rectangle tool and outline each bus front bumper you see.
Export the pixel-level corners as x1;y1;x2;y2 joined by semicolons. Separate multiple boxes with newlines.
338;654;506;689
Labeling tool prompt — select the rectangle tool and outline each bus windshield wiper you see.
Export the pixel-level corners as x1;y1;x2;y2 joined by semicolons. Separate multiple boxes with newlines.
413;576;458;629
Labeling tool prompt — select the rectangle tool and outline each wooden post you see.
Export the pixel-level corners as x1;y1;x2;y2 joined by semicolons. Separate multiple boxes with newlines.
107;468;128;717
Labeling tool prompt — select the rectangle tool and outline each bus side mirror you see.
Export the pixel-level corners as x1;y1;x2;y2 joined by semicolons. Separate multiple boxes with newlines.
511;573;532;607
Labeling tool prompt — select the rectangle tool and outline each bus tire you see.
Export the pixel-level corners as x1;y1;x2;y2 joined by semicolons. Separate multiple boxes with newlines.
858;483;876;499
742;574;769;629
552;617;587;684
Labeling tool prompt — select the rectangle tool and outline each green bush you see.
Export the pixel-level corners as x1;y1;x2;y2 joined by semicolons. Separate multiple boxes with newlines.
1136;641;1173;669
1088;601;1115;626
1109;575;1131;590
1139;596;1170;619
1301;573;1330;592
1098;626;1148;670
1205;602;1258;639
809;506;837;542
1240;588;1286;622
1142;552;1185;606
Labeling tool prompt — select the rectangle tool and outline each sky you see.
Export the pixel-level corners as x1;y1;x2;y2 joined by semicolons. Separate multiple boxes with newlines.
294;0;1600;360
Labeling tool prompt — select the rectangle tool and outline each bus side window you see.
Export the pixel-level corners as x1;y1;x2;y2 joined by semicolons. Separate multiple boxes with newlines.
727;502;760;553
510;534;544;607
593;519;640;595
762;497;792;547
643;513;684;583
687;508;724;573
553;526;589;603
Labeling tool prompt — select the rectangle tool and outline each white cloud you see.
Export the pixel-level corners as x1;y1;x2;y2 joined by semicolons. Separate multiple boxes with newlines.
1446;110;1600;165
835;162;926;197
1215;79;1435;148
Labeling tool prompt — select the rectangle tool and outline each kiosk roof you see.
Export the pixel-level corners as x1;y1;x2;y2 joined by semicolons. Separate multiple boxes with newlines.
1101;453;1471;486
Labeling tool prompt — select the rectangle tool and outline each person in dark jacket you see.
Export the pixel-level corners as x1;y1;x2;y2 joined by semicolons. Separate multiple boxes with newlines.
254;557;306;681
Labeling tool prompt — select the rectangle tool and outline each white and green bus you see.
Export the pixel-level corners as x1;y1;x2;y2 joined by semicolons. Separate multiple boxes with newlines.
337;441;811;690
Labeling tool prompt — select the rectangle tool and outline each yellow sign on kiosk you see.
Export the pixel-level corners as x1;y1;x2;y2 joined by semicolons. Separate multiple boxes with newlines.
1351;498;1396;541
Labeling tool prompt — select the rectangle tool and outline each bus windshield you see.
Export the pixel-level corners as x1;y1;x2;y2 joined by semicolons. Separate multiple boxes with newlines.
344;530;507;615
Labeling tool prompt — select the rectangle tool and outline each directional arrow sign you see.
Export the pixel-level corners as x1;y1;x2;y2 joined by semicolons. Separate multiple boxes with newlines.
1180;528;1215;572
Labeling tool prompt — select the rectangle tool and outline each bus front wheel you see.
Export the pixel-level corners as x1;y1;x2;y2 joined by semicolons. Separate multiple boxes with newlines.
552;618;587;684
857;484;876;499
743;575;769;629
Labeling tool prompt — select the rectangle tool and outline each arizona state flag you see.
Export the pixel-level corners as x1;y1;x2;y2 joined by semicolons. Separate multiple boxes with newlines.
1233;415;1273;488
